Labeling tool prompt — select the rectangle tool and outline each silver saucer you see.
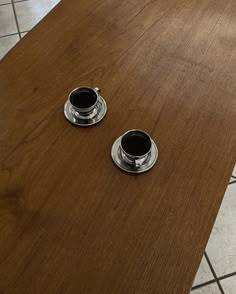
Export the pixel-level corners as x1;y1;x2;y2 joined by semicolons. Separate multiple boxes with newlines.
64;95;107;127
111;135;158;174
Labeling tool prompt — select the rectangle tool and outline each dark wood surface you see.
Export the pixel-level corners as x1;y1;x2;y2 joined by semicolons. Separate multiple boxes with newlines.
0;0;235;293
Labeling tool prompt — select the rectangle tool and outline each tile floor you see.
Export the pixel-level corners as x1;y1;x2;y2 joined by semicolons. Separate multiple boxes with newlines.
0;0;60;59
192;166;236;294
0;1;236;293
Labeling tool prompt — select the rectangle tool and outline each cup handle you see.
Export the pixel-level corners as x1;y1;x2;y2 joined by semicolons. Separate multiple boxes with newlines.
94;87;101;94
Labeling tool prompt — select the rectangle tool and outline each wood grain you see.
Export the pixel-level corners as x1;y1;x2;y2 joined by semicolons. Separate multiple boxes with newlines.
0;0;236;293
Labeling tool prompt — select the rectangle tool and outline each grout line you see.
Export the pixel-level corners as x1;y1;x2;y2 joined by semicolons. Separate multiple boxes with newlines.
19;31;29;39
216;279;225;292
20;30;29;33
0;32;19;39
0;2;11;6
191;279;216;290
228;180;236;185
218;271;236;281
204;252;225;294
193;271;236;290
231;175;236;179
0;0;28;6
11;0;21;40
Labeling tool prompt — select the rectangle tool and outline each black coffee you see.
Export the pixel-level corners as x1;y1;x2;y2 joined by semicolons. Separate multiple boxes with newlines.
70;88;97;109
121;131;151;157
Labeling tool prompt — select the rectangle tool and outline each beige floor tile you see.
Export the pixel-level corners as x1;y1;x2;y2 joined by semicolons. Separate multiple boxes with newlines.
232;164;236;177
0;4;17;36
15;0;60;32
229;164;236;183
0;0;11;5
221;276;236;294
206;183;236;276
192;256;214;286
0;34;19;59
191;283;221;293
229;178;236;184
20;31;28;38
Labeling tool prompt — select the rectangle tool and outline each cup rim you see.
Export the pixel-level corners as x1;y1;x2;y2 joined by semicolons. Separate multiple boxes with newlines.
68;86;99;112
120;129;152;159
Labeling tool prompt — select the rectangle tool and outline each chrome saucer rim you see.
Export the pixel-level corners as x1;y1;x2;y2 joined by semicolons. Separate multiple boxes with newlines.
64;96;107;126
111;136;158;173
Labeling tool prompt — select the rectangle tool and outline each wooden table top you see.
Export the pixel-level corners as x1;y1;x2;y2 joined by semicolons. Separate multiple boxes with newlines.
0;0;235;293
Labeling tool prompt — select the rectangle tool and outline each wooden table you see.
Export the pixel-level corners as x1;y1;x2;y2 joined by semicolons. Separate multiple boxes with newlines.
0;0;235;293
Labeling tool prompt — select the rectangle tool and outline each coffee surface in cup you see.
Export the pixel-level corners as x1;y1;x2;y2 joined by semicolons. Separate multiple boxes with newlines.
70;89;97;109
121;132;151;157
